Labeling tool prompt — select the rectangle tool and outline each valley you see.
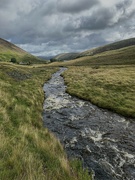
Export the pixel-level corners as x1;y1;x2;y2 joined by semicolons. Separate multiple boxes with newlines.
0;37;135;179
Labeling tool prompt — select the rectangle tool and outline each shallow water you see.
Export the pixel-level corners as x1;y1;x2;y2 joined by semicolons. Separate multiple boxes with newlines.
43;68;135;180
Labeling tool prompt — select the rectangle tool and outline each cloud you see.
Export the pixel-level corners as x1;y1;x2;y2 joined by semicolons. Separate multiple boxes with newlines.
114;0;135;24
64;0;135;31
0;0;135;56
77;8;114;30
57;0;99;13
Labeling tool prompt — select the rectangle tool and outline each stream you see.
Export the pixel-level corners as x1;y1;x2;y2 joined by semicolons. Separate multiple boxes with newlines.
43;68;135;180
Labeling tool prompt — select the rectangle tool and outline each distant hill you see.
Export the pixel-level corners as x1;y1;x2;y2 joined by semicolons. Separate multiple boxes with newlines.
77;38;135;58
0;38;45;64
51;39;135;66
51;53;79;62
37;56;53;61
50;38;135;63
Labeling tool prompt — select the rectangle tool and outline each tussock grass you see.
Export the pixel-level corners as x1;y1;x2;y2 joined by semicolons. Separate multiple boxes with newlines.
63;66;135;118
0;63;91;180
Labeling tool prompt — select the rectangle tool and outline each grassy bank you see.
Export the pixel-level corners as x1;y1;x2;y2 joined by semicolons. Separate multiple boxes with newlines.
63;66;135;118
0;63;91;180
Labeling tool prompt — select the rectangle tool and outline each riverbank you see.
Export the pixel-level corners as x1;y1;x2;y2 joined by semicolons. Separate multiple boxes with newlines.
62;65;135;118
43;68;135;180
0;63;91;180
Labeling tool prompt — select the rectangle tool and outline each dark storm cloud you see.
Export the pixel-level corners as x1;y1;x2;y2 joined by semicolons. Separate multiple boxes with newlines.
57;0;99;13
0;0;135;56
63;0;135;32
77;8;114;30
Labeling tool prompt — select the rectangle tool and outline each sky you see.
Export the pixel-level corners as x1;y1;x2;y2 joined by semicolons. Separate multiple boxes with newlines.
0;0;135;56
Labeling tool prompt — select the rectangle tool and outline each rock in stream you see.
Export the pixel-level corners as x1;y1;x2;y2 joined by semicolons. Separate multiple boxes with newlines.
43;68;135;180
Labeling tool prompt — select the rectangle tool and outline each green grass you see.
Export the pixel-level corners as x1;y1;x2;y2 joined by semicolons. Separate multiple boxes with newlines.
0;38;46;64
63;65;135;118
0;51;46;64
0;62;91;180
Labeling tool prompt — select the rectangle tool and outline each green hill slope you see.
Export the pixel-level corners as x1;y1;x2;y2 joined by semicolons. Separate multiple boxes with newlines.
0;38;45;64
77;37;135;58
52;45;135;67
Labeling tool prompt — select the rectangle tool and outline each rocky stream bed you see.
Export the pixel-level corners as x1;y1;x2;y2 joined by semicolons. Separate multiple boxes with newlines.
43;68;135;180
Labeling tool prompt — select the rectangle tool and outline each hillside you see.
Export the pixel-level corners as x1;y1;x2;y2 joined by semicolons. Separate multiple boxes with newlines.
77;37;135;58
51;52;79;62
72;45;135;66
0;38;45;64
49;38;135;64
51;43;135;67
